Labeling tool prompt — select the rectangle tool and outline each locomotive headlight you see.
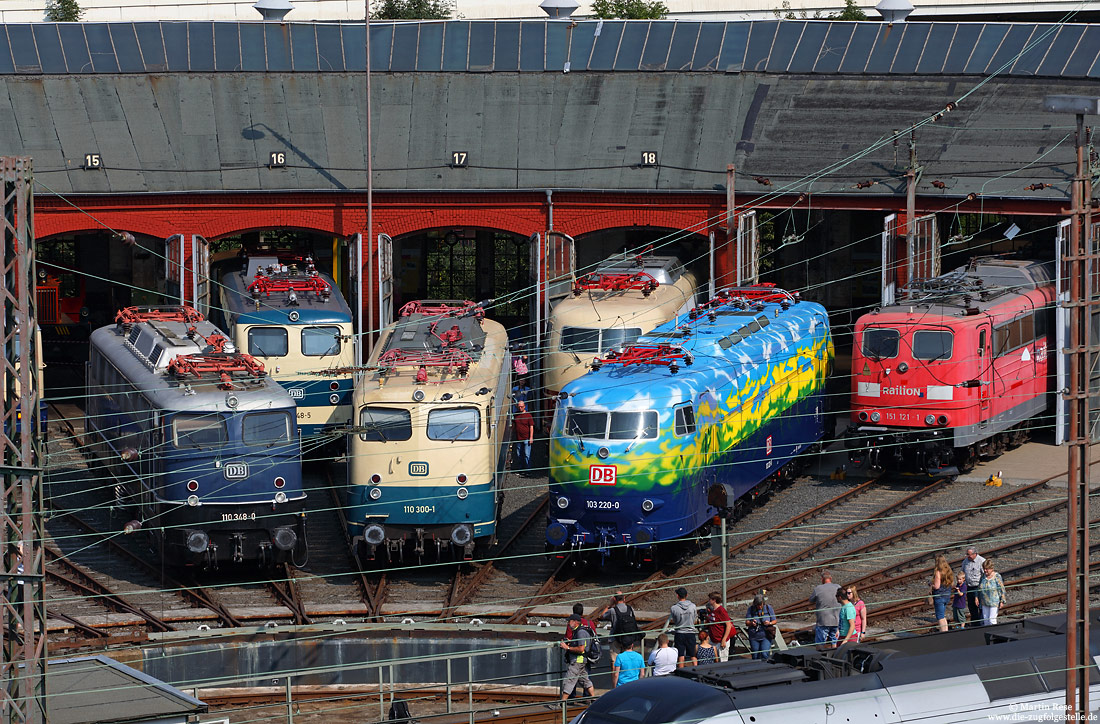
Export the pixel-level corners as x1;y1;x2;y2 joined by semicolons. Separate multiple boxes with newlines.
329;394;340;405
556;495;570;509
870;412;881;423
274;477;285;489
187;495;200;507
897;362;909;373
457;487;469;500
858;411;869;422
370;474;382;484
597;447;610;459
225;394;239;409
457;474;468;483
186;480;199;492
274;491;288;504
330;381;340;391
937;414;949;426
369;487;382;500
925;414;936;425
641;499;655;513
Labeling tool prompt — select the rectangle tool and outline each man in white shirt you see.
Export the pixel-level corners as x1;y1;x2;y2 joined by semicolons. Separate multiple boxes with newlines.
647;633;678;676
960;547;986;627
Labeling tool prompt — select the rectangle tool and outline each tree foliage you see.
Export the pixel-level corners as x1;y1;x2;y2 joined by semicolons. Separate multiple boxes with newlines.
371;0;453;19
44;0;82;22
830;0;867;20
591;0;669;19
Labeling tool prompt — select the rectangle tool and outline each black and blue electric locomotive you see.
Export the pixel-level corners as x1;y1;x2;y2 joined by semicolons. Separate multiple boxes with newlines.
85;306;306;568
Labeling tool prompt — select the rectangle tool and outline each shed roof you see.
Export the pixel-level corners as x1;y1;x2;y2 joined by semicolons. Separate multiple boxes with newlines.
47;655;206;724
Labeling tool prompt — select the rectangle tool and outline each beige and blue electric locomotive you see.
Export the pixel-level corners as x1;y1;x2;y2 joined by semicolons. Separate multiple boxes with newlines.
347;301;511;564
86;306;306;568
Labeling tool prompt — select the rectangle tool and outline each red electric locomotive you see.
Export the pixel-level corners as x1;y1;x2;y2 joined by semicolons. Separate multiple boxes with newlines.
846;258;1055;475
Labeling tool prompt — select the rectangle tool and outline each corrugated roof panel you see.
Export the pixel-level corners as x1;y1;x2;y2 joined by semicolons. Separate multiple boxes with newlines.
291;23;319;72
788;22;828;73
1034;25;1083;77
814;23;853;73
616;22;647;71
519;21;544;71
1062;26;1099;76
1010;24;1057;75
717;22;748;72
214;22;240;71
744;21;778;73
57;24;88;73
391;23;418;71
163;23;188;71
32;25;65;74
891;23;929;74
667;22;700;72
469;22;494;70
590;21;622;71
316;23;345;71
496;21;520;71
640;20;671;70
417;22;443;71
964;24;1010;74
766;21;803;73
8;25;39;73
941;23;979;73
442;21;468;70
134;22;165;72
692;22;723;71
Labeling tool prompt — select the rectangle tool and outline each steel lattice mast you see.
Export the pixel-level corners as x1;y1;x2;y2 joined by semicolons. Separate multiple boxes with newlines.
0;157;46;724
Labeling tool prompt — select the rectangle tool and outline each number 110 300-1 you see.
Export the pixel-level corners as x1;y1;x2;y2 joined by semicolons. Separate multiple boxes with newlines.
403;505;436;514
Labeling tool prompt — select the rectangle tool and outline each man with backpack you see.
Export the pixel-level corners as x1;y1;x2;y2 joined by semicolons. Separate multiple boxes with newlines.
597;591;641;653
559;614;597;700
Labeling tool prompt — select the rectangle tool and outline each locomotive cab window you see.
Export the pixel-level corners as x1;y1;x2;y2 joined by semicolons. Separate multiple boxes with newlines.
862;327;900;359
565;409;608;438
674;405;696;436
248;326;289;357
301;326;341;356
561;327;601;353
609;411;659;440
602;327;643;351
912;330;953;361
359;406;413;442
243;411;291;446
427;407;480;441
173;413;228;449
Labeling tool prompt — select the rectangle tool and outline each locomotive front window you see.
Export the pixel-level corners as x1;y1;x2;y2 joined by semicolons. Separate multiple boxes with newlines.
243;411;291;446
359;406;412;442
862;327;900;359
602;327;643;351
173;413;227;449
248;327;288;357
912;330;953;361
609;411;659;440
427;407;480;441
301;326;341;356
561;327;601;353
564;409;608;438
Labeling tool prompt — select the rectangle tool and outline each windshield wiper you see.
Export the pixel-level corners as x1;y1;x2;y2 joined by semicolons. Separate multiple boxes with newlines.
449;424;473;443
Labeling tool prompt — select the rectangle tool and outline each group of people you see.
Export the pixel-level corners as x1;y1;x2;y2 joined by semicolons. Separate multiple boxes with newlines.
809;572;867;647
933;547;1007;631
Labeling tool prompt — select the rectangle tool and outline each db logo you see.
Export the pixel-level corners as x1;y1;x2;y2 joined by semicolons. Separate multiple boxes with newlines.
224;463;249;480
409;462;429;476
288;388;305;399
589;465;617;486
765;436;773;455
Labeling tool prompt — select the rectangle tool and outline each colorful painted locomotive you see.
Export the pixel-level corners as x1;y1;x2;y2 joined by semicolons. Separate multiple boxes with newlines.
213;254;355;445
346;301;511;564
846;258;1055;475
544;254;699;400
86;306;306;568
546;286;832;566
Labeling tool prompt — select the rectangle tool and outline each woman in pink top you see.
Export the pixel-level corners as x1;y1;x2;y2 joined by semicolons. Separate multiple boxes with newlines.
846;586;867;642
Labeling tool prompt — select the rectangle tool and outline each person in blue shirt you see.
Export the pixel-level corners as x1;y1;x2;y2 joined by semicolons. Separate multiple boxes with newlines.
612;640;645;687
